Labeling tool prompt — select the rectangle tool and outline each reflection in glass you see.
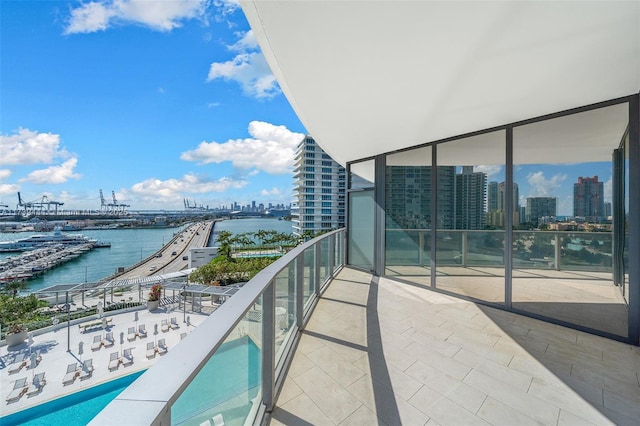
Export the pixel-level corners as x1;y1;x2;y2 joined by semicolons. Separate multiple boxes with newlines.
512;103;628;337
385;146;431;283
435;131;506;304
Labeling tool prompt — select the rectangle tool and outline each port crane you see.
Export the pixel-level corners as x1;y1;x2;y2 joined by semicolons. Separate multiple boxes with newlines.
16;192;64;215
99;190;129;213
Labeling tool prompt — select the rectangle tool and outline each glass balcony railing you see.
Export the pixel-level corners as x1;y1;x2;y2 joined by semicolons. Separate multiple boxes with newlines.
386;229;613;273
90;229;345;426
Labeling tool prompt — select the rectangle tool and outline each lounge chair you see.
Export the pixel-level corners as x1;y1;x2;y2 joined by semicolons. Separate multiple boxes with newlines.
79;359;94;380
26;372;46;397
127;326;137;342
103;331;115;347
122;348;134;367
161;319;170;332
91;334;103;351
108;352;120;371
146;342;156;359
138;324;147;338
8;353;27;374
62;362;79;385
5;377;28;402
170;317;180;330
199;414;225;426
157;338;168;355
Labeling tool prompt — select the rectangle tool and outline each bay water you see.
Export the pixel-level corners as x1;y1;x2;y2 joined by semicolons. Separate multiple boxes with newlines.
0;218;292;293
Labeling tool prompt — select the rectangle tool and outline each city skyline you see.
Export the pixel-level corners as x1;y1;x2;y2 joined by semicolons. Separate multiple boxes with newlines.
0;1;305;211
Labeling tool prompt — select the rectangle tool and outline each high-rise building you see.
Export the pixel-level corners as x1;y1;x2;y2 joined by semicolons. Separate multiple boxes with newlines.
454;166;486;229
292;136;346;236
574;176;605;220
526;197;557;225
487;181;519;227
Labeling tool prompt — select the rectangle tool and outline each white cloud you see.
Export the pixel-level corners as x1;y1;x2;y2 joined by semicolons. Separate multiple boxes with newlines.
130;173;248;200
260;187;282;197
604;175;612;203
180;121;304;174
0;171;19;197
474;165;503;178
207;102;221;108
208;51;280;99
64;0;211;34
21;158;81;184
228;30;257;51
0;129;70;166
526;171;567;197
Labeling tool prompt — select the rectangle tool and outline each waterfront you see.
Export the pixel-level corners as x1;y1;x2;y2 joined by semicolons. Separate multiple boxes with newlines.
0;218;292;293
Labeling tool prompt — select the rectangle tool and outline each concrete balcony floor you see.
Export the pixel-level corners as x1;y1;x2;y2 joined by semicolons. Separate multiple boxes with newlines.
270;268;640;425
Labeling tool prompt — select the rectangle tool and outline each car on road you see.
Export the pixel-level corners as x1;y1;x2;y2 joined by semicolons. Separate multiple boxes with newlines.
182;255;188;260
171;251;177;256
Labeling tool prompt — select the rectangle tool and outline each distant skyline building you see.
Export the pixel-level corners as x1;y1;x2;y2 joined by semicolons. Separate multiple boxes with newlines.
526;197;557;226
292;136;346;236
574;175;605;220
454;166;486;230
487;181;520;228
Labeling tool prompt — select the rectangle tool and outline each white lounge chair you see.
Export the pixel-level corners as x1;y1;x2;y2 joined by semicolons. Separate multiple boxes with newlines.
27;372;46;397
199;414;225;426
122;348;134;367
146;342;156;359
108;352;120;371
127;326;137;342
170;317;180;330
161;319;170;332
103;331;115;347
8;353;27;374
157;338;168;355
5;377;28;402
79;359;94;380
138;324;148;338
62;362;79;385
91;334;102;351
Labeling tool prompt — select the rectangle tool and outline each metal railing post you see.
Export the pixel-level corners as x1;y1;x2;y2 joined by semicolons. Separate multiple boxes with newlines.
328;233;335;279
296;254;304;329
262;280;275;412
555;232;561;271
315;242;321;296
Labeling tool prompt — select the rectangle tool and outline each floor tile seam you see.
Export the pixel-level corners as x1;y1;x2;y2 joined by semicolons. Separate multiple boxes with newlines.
277;389;338;426
462;367;561;419
456;354;534;392
568;361;640;390
602;386;640;410
410;387;489;425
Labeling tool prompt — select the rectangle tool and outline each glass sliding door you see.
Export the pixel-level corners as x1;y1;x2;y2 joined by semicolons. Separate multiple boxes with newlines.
384;146;432;284
435;131;506;304
512;103;629;337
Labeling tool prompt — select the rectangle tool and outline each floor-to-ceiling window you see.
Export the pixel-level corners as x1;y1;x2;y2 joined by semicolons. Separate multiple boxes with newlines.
512;103;628;337
353;96;638;343
435;131;506;304
384;146;432;284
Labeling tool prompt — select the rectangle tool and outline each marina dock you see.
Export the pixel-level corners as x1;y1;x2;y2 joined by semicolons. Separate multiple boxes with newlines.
0;243;102;282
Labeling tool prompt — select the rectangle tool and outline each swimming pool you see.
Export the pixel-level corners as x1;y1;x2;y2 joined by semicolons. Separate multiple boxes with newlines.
171;336;261;425
0;370;145;426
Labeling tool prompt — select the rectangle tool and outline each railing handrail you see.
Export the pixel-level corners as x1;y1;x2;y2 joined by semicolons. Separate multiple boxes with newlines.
90;228;345;426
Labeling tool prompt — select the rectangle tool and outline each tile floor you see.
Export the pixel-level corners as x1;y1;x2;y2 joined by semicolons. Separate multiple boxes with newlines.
269;268;640;425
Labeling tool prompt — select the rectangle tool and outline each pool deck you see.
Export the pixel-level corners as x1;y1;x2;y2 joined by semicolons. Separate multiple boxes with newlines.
0;303;209;417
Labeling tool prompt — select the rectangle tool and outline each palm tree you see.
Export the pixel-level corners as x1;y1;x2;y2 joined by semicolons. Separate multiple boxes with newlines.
3;280;28;298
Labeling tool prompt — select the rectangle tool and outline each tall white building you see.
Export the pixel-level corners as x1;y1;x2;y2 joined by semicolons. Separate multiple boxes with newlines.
292;136;345;236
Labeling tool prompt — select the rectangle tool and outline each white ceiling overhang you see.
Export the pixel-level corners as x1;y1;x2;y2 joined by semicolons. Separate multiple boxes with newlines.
241;1;639;166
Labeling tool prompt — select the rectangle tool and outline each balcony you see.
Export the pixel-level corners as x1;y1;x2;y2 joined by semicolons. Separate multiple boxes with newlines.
92;229;640;425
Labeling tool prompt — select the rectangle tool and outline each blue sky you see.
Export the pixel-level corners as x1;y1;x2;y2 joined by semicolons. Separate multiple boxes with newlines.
1;0;305;211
